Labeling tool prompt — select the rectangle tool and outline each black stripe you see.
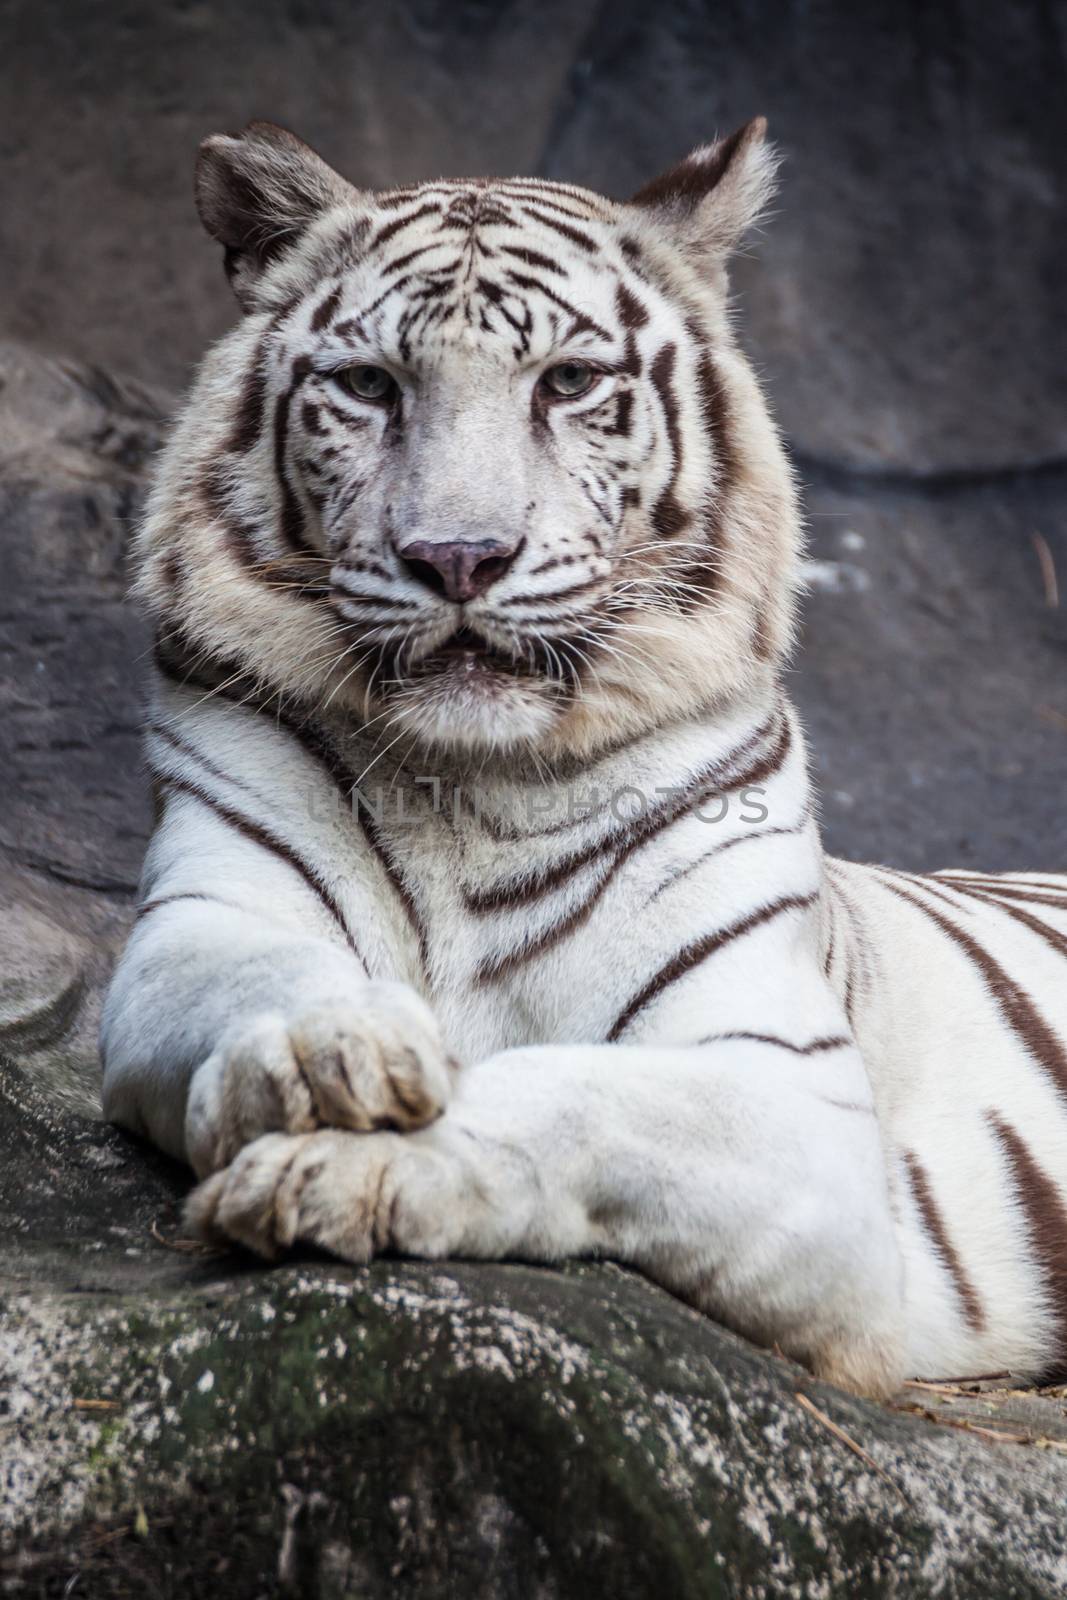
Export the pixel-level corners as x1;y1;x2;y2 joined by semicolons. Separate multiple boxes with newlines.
475;276;533;351
902;1150;985;1333
475;881;598;986
870;866;975;913
333;587;417;610
367;202;442;253
358;805;430;974
937;879;1067;912
375;186;440;211
619;236;645;269
321;398;371;434
518;206;598;250
466;715;787;915
497;243;566;276
273;356;315;554
310;283;343;332
497;184;600;217
223;294;302;454
199;460;246;562
646;818;810;906
987;1114;1067;1377
649;343;689;537
136;892;244;921
501;271;611;344
180;689;429;978
934;880;1067;961
225;331;271;453
154;632;251;701
881;881;1067;1108
826;863;870;1033
669;341;738;605
382;243;443;276
605;390;634;439
937;874;1067;896
695;1031;851;1055
615;282;650;330
475;723;796;983
156;768;366;968
816;1095;873;1115
499;573;605;609
695;343;738;494
150;720;259;800
608;891;818;1043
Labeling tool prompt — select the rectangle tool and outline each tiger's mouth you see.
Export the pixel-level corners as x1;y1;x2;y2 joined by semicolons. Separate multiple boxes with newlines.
403;626;540;683
359;622;588;750
378;625;584;697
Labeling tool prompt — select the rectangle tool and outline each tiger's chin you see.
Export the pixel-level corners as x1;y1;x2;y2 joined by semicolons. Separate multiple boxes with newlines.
377;662;563;754
361;625;572;754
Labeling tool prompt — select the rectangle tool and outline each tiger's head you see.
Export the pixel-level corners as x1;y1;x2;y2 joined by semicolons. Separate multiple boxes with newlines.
137;119;800;763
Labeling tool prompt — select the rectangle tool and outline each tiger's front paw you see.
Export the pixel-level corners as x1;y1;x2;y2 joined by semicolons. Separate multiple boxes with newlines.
185;1127;487;1262
184;984;454;1178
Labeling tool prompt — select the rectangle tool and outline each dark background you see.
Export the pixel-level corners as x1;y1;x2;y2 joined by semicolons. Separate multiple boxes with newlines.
1;0;1065;1103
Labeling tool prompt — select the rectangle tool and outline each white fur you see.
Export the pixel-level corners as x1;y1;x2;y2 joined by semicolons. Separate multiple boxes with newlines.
101;124;1067;1397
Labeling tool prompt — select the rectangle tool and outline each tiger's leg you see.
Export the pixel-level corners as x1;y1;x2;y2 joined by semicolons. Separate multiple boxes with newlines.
102;899;454;1176
187;1038;906;1396
100;794;452;1176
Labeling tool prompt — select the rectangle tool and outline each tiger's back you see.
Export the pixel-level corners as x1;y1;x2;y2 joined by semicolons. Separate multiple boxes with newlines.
833;861;1067;1378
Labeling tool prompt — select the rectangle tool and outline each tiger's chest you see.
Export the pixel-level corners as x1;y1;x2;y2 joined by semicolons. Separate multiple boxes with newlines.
368;803;629;1059
361;780;806;1064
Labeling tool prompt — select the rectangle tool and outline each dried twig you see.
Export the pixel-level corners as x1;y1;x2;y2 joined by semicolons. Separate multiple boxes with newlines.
903;1373;1015;1397
933;1419;1030;1445
794;1392;910;1503
1032;532;1059;608
72;1398;120;1412
895;1402;1067;1452
150;1218;216;1255
84;1527;131;1552
909;1370;1013;1386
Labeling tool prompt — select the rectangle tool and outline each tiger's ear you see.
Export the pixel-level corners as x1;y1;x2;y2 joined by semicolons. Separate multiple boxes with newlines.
195;121;357;308
629;118;777;257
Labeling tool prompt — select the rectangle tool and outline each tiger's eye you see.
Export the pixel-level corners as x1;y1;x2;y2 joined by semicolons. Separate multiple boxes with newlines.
541;362;597;399
335;365;397;402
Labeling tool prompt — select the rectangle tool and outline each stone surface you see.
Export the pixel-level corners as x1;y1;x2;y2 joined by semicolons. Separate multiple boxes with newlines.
2;0;1065;471
793;459;1067;872
4;1051;1067;1598
0;343;162;1116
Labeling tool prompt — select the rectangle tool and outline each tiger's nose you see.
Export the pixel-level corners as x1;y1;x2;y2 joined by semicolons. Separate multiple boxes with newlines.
396;537;523;603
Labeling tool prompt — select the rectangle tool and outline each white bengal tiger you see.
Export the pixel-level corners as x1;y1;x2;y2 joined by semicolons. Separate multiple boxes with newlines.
100;118;1067;1399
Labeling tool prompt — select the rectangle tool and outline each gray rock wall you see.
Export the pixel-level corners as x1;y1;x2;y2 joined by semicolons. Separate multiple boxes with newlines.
3;0;1066;475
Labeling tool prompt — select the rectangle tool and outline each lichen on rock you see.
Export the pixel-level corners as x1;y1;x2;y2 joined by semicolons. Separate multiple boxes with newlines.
3;1049;1067;1597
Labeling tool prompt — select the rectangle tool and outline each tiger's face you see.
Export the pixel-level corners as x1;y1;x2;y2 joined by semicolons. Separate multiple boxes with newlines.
280;188;738;753
139;121;800;763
